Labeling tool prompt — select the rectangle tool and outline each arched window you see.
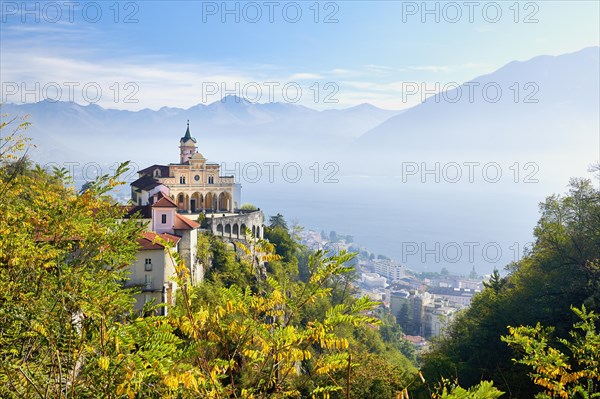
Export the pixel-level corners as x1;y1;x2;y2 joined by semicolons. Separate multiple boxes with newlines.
180;176;186;184
208;176;214;184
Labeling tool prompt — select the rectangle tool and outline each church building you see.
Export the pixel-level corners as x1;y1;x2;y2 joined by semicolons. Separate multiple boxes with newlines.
124;122;265;314
131;121;240;213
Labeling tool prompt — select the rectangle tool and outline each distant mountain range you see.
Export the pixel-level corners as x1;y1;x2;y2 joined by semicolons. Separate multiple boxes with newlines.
2;46;598;177
1;96;400;164
355;47;599;163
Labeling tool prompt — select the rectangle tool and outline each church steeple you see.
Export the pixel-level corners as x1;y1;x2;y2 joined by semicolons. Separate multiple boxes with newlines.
179;120;197;163
181;120;197;144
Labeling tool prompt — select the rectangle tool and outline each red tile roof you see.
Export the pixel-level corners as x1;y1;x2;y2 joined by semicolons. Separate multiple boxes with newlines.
159;232;182;243
173;213;200;230
137;231;181;250
152;194;177;208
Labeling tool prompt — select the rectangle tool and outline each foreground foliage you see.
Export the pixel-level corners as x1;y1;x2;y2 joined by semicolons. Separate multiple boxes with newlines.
503;306;600;399
0;117;150;397
432;380;503;399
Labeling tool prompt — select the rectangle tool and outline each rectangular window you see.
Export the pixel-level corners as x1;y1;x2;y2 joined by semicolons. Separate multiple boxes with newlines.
161;214;167;224
144;258;152;271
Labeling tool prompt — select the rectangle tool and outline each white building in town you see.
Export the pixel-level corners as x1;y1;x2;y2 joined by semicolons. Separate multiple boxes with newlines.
373;259;405;282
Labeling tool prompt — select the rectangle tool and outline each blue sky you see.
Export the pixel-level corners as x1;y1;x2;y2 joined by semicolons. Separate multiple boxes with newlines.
1;0;598;110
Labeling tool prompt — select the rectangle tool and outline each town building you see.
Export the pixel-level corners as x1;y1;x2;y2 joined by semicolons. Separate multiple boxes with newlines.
428;286;479;307
362;272;387;289
423;298;457;338
373;259;405;282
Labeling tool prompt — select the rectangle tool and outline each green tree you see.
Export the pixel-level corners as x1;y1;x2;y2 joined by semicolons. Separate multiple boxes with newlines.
265;224;298;264
421;178;600;397
482;268;505;293
269;213;288;230
204;235;254;287
502;305;600;399
196;212;209;228
195;231;212;266
397;303;412;334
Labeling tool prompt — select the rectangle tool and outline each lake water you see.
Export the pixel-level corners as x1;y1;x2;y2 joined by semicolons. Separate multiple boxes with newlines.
242;175;543;275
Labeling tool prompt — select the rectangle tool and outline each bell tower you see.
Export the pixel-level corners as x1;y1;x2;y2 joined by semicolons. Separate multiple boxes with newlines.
179;120;197;163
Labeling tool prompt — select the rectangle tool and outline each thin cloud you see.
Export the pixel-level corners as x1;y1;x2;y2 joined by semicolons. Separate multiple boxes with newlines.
407;65;452;73
406;63;491;73
0;26;490;111
329;68;357;77
288;73;323;80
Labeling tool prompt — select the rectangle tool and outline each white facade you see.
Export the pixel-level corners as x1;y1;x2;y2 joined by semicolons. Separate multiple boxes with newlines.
423;304;457;338
127;238;179;315
362;272;387;289
373;260;405;282
133;184;169;207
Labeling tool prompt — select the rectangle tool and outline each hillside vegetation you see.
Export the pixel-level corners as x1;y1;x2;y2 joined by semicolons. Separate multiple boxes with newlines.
1;117;598;398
